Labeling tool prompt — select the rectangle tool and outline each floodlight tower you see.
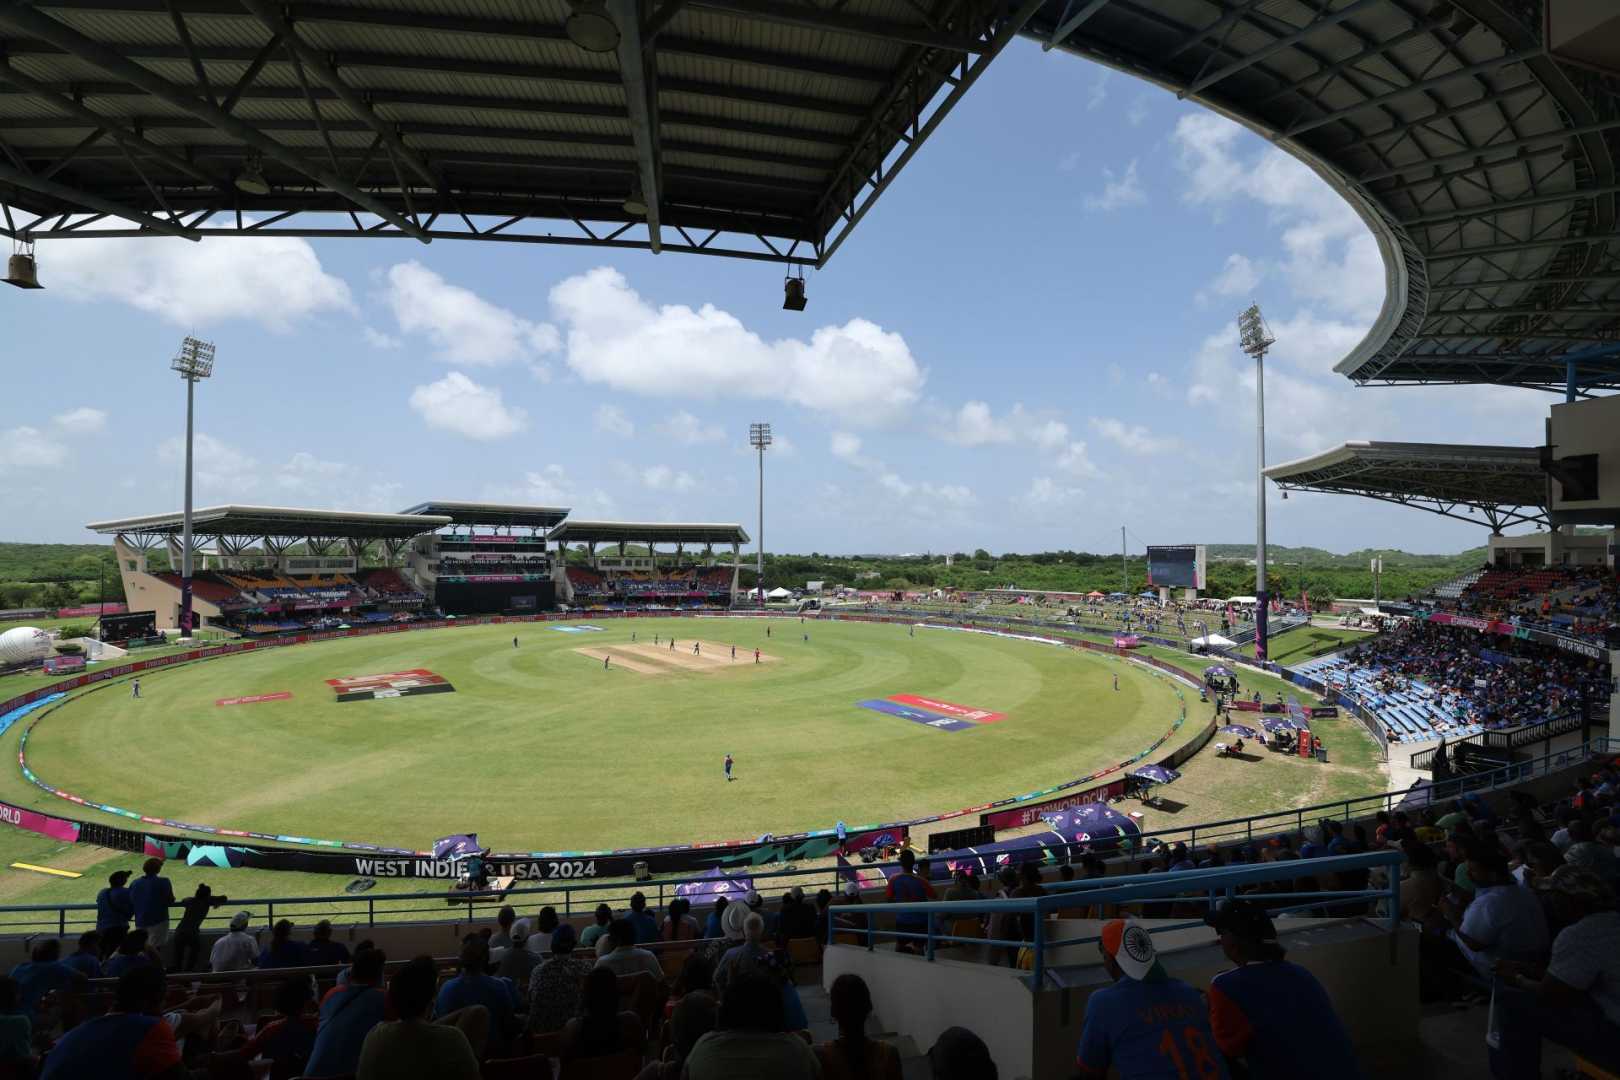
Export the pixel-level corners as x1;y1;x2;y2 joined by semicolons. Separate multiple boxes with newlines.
749;422;771;602
1237;304;1275;662
171;336;216;639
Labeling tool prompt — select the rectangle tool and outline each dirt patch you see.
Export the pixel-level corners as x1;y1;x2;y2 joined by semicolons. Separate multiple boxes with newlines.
571;647;672;676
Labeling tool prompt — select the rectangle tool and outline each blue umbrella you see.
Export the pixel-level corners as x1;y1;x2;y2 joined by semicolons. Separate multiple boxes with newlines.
1129;764;1180;785
1219;724;1259;738
1261;716;1297;733
1041;803;1142;845
674;867;755;899
432;834;482;860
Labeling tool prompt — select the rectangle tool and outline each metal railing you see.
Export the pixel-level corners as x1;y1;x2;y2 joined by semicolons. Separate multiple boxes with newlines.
828;850;1404;989
4;737;1609;940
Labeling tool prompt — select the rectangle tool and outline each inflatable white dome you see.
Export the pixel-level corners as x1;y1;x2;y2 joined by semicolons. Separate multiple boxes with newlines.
0;626;53;665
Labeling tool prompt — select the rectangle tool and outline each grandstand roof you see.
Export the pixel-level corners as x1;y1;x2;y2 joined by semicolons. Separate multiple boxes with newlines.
548;519;749;545
1264;441;1548;531
4;1;1617;389
399;501;569;529
86;504;449;539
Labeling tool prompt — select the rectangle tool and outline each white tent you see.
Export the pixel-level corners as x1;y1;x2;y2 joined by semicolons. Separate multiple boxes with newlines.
766;587;794;599
1191;633;1237;647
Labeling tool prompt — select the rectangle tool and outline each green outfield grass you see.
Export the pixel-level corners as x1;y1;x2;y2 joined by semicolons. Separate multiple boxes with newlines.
15;617;1202;853
1264;626;1371;667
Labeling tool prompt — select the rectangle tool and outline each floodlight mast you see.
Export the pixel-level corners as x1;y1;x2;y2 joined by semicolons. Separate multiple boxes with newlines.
1237;305;1275;662
170;336;215;640
749;423;771;602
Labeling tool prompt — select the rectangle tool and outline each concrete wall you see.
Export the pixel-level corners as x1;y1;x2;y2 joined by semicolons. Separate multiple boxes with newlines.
827;919;1420;1080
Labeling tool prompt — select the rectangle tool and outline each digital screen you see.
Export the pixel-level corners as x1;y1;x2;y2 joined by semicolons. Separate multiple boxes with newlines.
1147;545;1205;589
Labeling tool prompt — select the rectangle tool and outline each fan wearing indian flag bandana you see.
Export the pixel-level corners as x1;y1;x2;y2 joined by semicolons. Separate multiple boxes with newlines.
1074;918;1229;1080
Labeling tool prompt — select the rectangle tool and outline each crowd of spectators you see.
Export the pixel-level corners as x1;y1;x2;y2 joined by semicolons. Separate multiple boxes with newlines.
1330;619;1610;731
1444;564;1620;644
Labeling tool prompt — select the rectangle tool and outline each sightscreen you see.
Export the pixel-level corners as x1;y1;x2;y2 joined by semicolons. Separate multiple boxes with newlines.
1146;545;1206;589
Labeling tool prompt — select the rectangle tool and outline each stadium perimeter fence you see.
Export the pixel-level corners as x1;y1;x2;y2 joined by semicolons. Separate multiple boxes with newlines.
0;737;1609;939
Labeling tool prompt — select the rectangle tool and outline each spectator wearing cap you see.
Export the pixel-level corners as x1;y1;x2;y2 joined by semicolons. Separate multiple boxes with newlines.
38;965;179;1080
306;920;352;967
435;936;519;1058
628;892;659;944
529;922;590;1035
885;849;936;954
210;911;259;972
95;869;134;932
596;918;665;982
1074;918;1228;1080
128;857;176;949
929;1026;997;1080
1490;865;1620;1079
1204;900;1360;1080
1422;840;1548;995
496;920;539;989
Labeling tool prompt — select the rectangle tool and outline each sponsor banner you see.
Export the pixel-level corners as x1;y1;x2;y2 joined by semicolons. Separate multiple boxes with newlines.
1308;706;1340;719
469;535;518;542
42;656;85;674
889;694;1006;725
858;698;975;731
1113;635;1141;649
216;692;292;707
326;669;454;703
0;801;80;843
981;780;1129;830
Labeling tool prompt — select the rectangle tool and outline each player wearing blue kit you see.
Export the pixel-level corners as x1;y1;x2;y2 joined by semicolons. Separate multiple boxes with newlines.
1076;919;1228;1080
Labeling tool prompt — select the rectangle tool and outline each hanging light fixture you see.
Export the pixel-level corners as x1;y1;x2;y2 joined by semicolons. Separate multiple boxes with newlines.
782;272;806;311
565;0;620;52
234;153;270;196
622;177;648;217
4;240;41;289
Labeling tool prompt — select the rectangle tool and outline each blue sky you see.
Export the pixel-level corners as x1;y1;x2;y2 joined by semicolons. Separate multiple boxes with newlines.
0;40;1558;555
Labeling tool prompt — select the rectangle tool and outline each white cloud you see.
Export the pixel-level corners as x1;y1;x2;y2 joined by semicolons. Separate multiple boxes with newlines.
829;431;866;465
1058;150;1083;173
53;407;106;434
1126;96;1150;127
1084;159;1146;212
641;464;696;492
660;410;724;445
0;427;67;470
1018;476;1085;511
593;404;635;438
1197;253;1262;306
1088;417;1179;454
1055;441;1100;477
156;432;260;494
362;327;400;350
942;401;1014;447
1087;70;1109;111
275;451;352;493
1029;418;1071;450
385;261;560;367
483;465;617;516
1172;114;1381;321
44;226;352;330
549;267;925;425
407;372;527;440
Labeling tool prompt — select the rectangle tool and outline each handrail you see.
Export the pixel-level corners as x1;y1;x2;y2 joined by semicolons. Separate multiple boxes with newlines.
3;739;1610;939
831;851;1404;988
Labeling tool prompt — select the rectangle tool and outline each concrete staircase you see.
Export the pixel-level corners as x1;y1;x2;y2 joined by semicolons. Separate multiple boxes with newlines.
798;971;931;1079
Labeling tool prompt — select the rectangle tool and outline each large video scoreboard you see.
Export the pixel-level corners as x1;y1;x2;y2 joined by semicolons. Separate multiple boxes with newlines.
1147;545;1206;590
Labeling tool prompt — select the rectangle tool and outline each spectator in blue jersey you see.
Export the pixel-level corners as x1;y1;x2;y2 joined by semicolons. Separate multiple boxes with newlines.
9;939;83;1025
39;965;180;1080
885;849;936;953
0;977;32;1068
1074;918;1229;1080
1204;899;1360;1080
628;892;659;944
129;858;176;949
96;869;135;932
104;929;160;979
703;897;729;940
306;920;352;966
61;931;102;979
257;919;309;969
305;946;388;1078
435;936;518;1057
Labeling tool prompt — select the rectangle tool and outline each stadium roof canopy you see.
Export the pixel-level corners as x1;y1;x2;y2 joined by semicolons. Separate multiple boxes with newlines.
1264;441;1548;531
548;519;750;545
3;1;1618;388
86;503;450;539
399;501;570;529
